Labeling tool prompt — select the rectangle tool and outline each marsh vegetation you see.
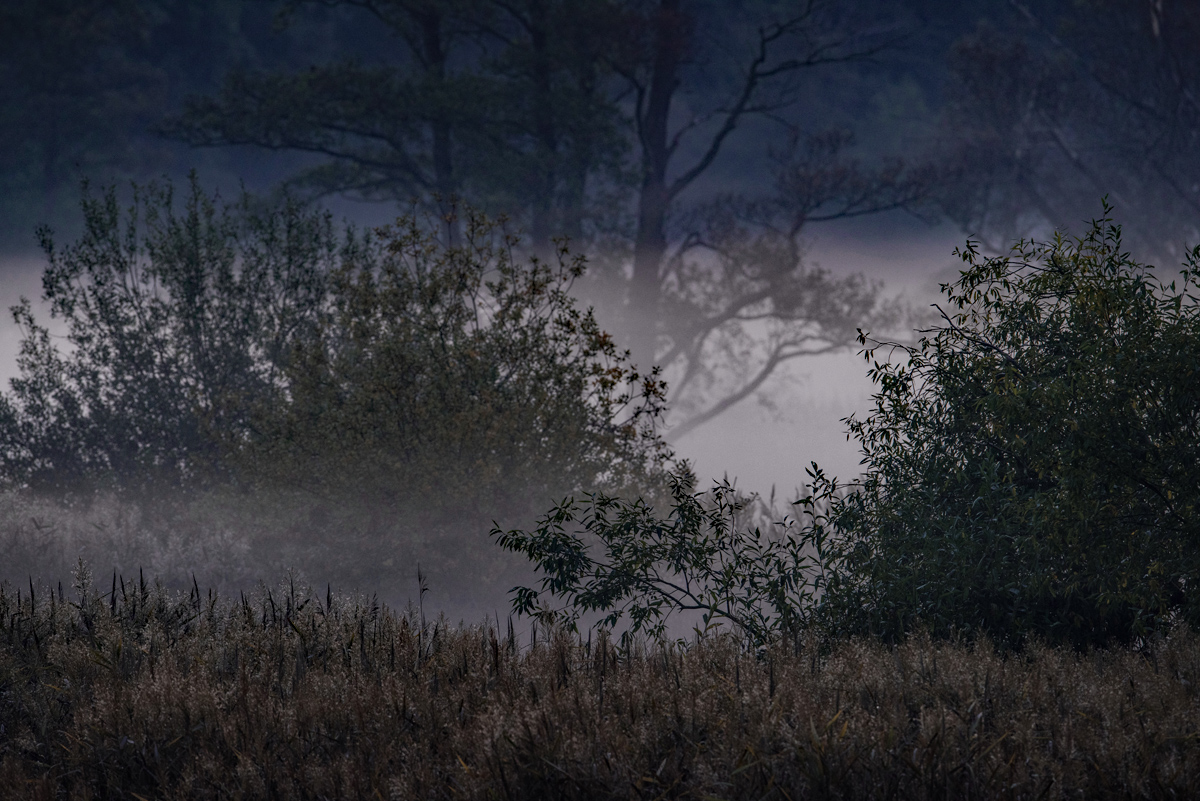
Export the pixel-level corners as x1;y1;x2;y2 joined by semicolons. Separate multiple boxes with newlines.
4;570;1200;799
4;1;1200;796
2;194;1200;797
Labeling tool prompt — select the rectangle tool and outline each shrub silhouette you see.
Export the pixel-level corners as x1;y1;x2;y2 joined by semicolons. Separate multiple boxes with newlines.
240;205;671;557
0;179;670;590
823;204;1200;647
494;464;842;649
499;205;1200;651
0;178;332;497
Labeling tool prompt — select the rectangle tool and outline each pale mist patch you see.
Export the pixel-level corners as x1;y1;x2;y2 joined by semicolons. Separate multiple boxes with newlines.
0;257;53;387
0;220;967;627
671;218;966;496
672;354;870;496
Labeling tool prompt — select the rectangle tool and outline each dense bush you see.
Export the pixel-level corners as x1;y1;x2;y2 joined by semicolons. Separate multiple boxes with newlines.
494;465;840;649
501;207;1200;651
823;206;1200;647
0;179;670;593
0;178;333;497
241;209;669;530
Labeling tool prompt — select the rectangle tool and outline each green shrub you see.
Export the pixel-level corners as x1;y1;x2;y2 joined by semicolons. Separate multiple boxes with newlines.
241;209;669;530
498;205;1200;651
0;179;670;593
825;205;1200;647
493;464;841;649
0;177;333;497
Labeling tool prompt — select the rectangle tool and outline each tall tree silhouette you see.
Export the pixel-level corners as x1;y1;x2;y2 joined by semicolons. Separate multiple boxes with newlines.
167;0;938;437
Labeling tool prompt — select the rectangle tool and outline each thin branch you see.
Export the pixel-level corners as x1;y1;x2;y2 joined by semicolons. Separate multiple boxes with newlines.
931;303;1026;375
667;340;842;442
666;13;884;201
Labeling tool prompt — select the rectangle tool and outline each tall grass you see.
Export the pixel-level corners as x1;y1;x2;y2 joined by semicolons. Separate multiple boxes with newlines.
2;567;1199;799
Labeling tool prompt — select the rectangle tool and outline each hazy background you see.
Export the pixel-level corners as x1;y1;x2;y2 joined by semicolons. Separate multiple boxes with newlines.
1;0;1196;617
0;220;961;491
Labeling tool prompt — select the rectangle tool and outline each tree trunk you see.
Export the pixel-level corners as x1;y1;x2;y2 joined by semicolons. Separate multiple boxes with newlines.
628;0;685;372
559;4;603;243
528;0;558;253
418;10;458;241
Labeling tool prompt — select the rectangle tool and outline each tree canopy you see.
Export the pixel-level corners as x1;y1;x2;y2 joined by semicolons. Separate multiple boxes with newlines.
940;0;1200;264
163;0;938;437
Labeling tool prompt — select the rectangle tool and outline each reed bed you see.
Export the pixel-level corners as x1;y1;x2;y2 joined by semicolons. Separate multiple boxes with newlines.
2;569;1199;799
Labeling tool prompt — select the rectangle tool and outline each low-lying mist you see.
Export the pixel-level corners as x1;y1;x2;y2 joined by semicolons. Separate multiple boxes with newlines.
0;208;963;625
0;485;540;624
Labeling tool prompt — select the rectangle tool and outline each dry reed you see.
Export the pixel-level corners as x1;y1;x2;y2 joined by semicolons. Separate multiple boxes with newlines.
1;569;1199;799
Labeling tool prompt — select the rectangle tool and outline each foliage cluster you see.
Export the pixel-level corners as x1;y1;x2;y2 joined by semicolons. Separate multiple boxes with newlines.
3;573;1200;799
495;464;842;650
824;208;1200;647
0;179;334;497
0;179;669;593
247;208;668;522
501;209;1200;650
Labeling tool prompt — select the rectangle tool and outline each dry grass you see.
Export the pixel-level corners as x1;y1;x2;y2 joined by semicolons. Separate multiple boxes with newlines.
2;569;1200;799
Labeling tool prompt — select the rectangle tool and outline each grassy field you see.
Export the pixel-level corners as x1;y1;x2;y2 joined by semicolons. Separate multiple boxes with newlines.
2;569;1199;799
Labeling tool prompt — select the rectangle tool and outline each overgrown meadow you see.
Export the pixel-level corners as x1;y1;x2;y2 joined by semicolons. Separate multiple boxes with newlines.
2;187;1200;798
5;570;1200;800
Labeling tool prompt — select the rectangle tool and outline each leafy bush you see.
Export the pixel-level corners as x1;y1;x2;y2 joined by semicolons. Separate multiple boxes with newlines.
493;463;843;649
499;206;1200;651
0;177;332;497
0;179;670;593
241;210;670;533
825;206;1200;647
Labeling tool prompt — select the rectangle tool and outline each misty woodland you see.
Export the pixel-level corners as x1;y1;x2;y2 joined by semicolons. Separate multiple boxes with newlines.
3;0;1200;798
